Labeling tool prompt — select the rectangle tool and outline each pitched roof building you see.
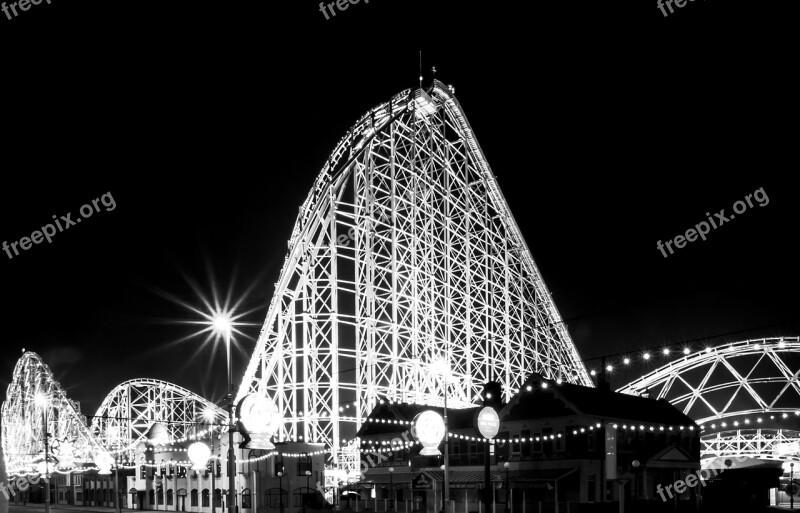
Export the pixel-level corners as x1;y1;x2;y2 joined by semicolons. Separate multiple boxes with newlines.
356;373;700;513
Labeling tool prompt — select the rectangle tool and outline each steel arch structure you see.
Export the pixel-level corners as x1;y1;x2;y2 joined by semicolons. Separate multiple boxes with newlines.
236;80;591;465
1;351;106;474
91;379;227;449
617;336;800;463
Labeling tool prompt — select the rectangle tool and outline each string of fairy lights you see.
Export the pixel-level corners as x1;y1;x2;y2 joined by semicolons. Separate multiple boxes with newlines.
14;336;794;480
578;337;792;378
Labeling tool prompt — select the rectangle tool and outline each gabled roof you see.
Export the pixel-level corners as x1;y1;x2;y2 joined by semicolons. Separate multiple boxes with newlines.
501;373;696;427
357;401;480;438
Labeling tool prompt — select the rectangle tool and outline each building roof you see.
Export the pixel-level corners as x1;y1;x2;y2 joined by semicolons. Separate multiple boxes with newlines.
358;373;695;439
357;402;480;438
502;373;696;427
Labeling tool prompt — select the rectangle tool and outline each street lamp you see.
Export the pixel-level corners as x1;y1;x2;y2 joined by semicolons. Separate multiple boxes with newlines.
211;313;237;513
388;467;395;511
304;469;312;513
277;470;285;513
503;462;510;513
631;460;640;505
201;407;218;513
430;357;452;513
35;392;51;513
792;462;795;509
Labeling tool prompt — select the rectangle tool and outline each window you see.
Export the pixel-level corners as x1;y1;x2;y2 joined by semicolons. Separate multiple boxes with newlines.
202;490;209;508
148;490;155;505
214;489;222;507
543;428;553;456
521;430;531;457
191;489;198;507
158;490;164;505
468;439;480;465
242;488;252;509
168;460;175;478
167;490;174;506
160;460;166;477
555;432;564;452
587;475;596;502
215;457;222;478
139;465;146;480
533;433;542;454
178;465;187;478
511;433;521;455
274;454;285;477
298;453;312;476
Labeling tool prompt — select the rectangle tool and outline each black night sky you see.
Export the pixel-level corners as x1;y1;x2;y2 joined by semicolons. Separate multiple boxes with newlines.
0;0;796;416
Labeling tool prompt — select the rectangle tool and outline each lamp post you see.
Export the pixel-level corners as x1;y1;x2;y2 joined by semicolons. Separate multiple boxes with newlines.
503;462;510;513
35;393;51;513
791;462;795;509
201;408;218;513
277;471;285;513
388;467;395;511
305;470;312;513
212;314;237;513
631;460;640;506
431;358;451;513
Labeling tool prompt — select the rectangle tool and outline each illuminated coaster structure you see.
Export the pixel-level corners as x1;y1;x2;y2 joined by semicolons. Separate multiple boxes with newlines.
235;80;592;470
1;351;112;475
617;336;800;465
91;379;227;453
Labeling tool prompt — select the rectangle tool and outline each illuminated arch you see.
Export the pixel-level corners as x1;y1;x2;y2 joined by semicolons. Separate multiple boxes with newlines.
91;379;226;449
618;336;800;463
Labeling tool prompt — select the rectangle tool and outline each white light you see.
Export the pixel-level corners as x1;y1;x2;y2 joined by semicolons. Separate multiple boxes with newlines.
95;452;115;475
188;442;211;470
623;358;630;365
606;365;613;372
683;348;690;355
541;383;548;389
556;378;562;385
757;418;762;423
643;353;650;360
663;349;670;355
486;393;492;399
202;406;216;423
526;385;532;391
705;347;712;353
415;411;445;456
35;392;48;407
779;341;786;348
590;370;596;376
211;313;232;336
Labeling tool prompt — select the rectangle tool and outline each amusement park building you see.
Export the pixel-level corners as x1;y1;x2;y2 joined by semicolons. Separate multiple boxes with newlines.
126;426;326;513
357;374;700;513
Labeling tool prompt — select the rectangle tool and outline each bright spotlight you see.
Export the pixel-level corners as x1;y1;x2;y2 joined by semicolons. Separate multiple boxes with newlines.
212;312;232;336
663;348;670;355
643;353;650;360
623;358;630;365
683;348;690;355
